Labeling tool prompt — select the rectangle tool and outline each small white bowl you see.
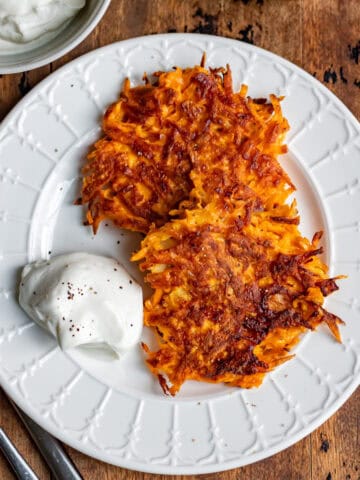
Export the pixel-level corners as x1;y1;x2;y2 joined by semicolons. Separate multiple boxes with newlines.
0;0;111;74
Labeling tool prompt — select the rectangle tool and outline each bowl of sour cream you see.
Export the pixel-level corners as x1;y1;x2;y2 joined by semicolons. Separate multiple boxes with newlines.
0;0;111;74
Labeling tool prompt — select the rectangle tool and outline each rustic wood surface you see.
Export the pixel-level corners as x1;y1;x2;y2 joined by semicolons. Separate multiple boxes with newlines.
0;0;359;479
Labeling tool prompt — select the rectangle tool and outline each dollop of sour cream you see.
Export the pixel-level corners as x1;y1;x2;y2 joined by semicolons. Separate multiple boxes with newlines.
19;253;143;358
0;0;85;44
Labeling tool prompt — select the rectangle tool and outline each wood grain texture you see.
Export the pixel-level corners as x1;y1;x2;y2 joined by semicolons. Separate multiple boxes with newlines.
0;0;359;479
0;393;49;479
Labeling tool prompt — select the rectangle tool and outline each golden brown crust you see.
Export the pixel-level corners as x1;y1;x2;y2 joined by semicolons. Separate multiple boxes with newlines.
79;65;291;232
133;200;342;395
79;61;343;395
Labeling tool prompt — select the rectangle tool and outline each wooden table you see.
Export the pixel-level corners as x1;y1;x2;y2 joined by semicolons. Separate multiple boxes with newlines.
0;1;359;479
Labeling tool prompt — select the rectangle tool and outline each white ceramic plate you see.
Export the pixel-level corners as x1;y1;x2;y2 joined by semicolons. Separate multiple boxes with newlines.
0;34;359;475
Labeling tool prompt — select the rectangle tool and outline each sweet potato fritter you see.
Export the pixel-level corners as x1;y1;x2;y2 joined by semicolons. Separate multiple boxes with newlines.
133;199;343;395
79;63;291;232
79;59;343;395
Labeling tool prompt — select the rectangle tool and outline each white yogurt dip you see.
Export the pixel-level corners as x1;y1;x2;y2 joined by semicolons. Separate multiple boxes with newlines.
19;252;143;358
0;0;85;44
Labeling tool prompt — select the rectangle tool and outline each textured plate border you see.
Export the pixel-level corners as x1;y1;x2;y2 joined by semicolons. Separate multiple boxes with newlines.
0;34;359;474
